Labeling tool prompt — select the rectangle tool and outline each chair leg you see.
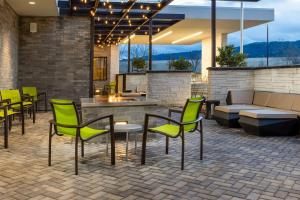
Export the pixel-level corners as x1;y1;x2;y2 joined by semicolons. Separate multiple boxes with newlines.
81;140;84;158
8;116;12;131
32;105;36;124
141;116;149;165
75;133;79;175
109;113;116;165
110;131;116;165
200;120;203;160
21;111;25;135
4;119;8;149
45;96;48;112
166;136;169;154
181;134;185;170
48;123;53;166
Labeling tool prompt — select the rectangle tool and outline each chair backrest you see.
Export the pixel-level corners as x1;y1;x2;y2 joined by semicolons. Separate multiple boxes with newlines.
22;87;38;101
0;89;21;104
50;99;80;133
181;97;204;132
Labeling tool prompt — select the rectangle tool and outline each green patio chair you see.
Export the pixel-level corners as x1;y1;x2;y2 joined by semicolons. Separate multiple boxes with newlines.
0;99;21;148
0;89;35;120
0;104;9;149
0;90;35;134
49;99;115;175
141;98;204;170
22;87;48;112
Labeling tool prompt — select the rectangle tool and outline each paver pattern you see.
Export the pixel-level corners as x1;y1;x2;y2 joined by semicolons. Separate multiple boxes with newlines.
1;113;300;200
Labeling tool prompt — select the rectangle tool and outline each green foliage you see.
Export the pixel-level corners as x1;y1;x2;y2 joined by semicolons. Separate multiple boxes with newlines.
169;57;192;71
132;57;146;72
216;45;247;67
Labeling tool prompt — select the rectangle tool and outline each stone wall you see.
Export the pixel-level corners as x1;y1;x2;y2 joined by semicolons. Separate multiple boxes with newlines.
208;68;254;105
18;17;91;102
207;66;300;105
254;67;300;94
147;71;192;106
192;82;208;97
126;74;147;92
0;0;18;89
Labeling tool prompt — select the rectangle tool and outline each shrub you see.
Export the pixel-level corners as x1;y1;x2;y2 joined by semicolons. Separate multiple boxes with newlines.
132;57;146;72
169;57;192;71
216;45;247;67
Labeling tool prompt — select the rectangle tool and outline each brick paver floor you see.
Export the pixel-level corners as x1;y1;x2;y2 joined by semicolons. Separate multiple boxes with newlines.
1;113;300;200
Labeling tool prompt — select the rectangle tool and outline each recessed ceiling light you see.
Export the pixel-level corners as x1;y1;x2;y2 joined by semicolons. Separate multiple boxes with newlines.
29;1;36;5
172;31;203;44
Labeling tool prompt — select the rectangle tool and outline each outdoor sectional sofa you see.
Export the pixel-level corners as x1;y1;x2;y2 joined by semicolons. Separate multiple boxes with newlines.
214;90;300;136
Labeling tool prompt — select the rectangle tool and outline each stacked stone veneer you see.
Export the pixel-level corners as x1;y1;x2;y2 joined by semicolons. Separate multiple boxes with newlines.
126;74;147;92
0;0;18;89
147;72;192;106
18;17;91;102
208;66;300;105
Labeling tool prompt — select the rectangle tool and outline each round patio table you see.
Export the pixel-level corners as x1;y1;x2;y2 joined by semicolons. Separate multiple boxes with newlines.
105;124;143;160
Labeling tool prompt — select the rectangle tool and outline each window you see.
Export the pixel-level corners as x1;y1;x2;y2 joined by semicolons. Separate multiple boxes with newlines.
93;57;108;81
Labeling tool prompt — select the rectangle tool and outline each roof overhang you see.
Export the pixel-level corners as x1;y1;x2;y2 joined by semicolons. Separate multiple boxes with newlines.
131;5;274;45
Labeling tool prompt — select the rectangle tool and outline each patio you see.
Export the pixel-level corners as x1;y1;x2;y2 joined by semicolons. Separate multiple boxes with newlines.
1;113;300;200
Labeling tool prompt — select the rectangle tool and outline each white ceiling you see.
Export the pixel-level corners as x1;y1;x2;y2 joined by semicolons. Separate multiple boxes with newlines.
6;0;58;16
130;19;269;45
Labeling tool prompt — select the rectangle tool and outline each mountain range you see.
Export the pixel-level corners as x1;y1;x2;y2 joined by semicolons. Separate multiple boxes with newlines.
139;40;300;61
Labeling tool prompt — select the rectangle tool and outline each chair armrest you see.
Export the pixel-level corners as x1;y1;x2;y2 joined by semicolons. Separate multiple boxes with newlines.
0;99;10;106
22;94;34;102
79;115;113;128
37;92;47;100
37;92;46;96
169;108;183;115
181;116;203;125
49;120;80;128
145;113;182;126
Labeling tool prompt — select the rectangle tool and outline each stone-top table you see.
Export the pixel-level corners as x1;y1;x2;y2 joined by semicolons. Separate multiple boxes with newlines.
81;96;167;128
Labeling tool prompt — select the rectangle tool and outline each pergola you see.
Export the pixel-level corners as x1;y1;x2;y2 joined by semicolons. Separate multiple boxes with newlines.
57;0;262;96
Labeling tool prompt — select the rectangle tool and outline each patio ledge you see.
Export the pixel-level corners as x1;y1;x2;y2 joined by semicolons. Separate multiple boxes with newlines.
146;70;192;73
207;65;300;71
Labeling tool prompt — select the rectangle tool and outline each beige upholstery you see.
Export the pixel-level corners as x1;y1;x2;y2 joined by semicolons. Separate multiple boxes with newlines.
253;91;271;106
239;109;298;119
266;93;295;110
292;95;300;112
228;90;254;105
215;105;265;113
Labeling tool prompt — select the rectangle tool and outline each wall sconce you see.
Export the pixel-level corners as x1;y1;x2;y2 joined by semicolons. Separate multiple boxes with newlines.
30;23;38;33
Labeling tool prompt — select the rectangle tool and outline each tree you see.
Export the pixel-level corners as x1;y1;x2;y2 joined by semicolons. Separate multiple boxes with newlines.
132;57;146;72
189;52;201;72
216;45;247;67
169;57;192;71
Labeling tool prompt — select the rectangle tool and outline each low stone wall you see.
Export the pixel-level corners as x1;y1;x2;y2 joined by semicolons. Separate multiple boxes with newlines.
207;66;300;105
147;71;192;106
125;73;147;92
192;82;208;97
254;67;300;94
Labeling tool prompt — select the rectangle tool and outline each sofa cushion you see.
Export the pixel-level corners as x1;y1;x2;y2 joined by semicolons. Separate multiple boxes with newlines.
253;91;271;106
227;90;254;105
215;105;265;113
239;109;297;119
266;93;295;110
292;95;300;112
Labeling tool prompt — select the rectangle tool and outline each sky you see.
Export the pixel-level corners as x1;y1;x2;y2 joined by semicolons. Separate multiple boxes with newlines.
121;0;300;57
150;0;300;54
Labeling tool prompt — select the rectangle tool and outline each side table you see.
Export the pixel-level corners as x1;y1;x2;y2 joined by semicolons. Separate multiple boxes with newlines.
205;100;220;119
105;124;143;160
